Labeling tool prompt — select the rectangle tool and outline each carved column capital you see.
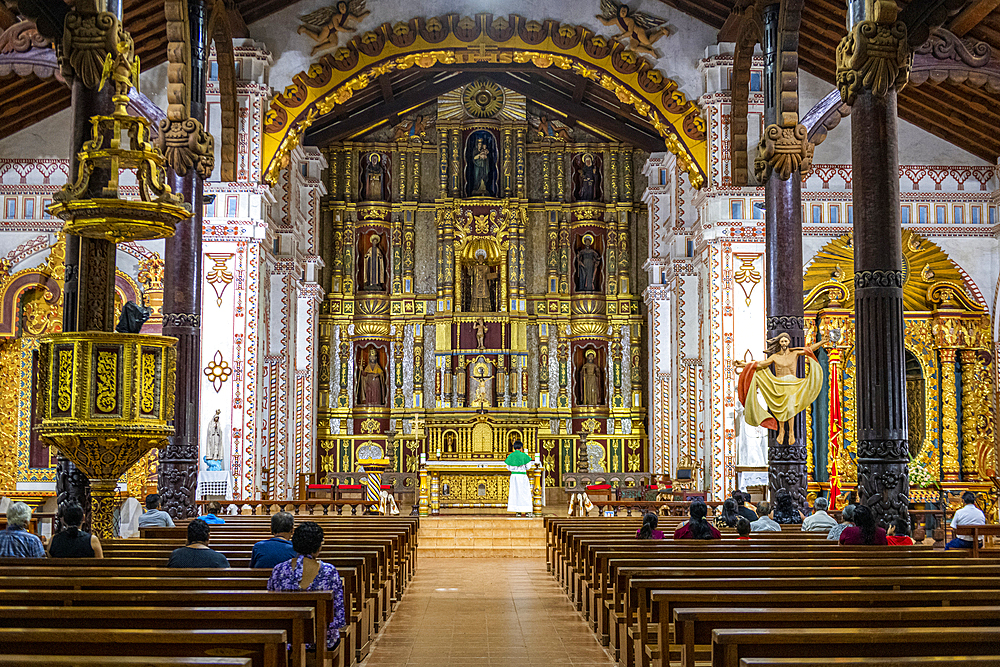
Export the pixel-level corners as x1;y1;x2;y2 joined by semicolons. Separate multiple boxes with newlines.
154;118;216;179
754;123;815;182
836;13;911;105
59;9;125;89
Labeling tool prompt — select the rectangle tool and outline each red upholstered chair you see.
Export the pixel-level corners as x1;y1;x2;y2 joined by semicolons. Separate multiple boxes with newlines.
306;484;333;500
586;484;613;504
336;484;365;501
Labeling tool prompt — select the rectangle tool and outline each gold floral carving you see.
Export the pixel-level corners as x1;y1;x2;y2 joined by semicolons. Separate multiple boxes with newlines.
140;352;155;413
57;350;73;412
360;418;381;434
0;342;18;492
835;0;910;105
939;348;960;478
95;351;118;413
753;123;814;182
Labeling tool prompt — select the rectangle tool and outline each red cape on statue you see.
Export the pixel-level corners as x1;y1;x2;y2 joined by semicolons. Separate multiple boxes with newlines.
737;349;819;432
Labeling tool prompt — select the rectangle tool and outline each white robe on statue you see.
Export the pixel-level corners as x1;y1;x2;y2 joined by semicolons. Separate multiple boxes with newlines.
506;462;534;513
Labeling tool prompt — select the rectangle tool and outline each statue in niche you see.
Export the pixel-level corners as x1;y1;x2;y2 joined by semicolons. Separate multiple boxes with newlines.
573;152;603;201
574;234;602;292
204;409;224;471
363;152;384;201
469;249;498;312
474;318;488;349
356;345;386;406
465;130;499;197
578;350;603;406
361;233;386;291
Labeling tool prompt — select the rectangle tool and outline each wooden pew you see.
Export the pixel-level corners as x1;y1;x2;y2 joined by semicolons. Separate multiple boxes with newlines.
675;606;1000;667
0;659;253;667
0;628;287;667
711;627;1000;667
0;606;314;667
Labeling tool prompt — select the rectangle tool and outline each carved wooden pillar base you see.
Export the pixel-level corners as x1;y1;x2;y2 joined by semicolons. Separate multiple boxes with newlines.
856;458;909;523
55;455;91;534
159;314;200;519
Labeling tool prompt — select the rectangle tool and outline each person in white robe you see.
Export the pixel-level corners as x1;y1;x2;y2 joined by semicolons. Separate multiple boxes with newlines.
505;441;535;516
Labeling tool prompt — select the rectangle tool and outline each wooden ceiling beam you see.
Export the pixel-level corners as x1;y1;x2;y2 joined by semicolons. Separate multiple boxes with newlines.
489;72;665;152
304;71;481;147
0;98;71;139
948;0;1000;34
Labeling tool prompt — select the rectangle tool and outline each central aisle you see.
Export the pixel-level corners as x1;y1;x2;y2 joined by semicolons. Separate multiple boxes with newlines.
361;558;615;666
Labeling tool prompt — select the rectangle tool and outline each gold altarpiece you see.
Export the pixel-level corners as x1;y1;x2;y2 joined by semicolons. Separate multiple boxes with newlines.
314;77;648;503
803;230;998;518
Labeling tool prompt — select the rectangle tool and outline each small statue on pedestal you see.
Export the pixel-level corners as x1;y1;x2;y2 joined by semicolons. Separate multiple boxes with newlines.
204;409;224;471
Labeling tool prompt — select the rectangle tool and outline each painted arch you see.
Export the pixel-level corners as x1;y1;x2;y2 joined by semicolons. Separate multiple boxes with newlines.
261;13;708;188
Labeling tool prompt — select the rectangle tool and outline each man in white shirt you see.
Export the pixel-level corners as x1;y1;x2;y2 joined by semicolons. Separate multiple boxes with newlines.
801;496;839;532
749;501;781;532
946;491;986;550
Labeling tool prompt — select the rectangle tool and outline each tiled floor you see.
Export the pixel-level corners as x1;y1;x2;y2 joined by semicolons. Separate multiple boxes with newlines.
361;558;615;666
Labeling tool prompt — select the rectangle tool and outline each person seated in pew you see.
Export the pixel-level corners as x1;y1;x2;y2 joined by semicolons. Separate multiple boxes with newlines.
734;490;758;523
48;503;102;559
772;488;805;525
838;504;887;545
801;496;838;532
268;521;347;650
167;519;230;568
714;498;741;528
0;501;45;558
637;512;664;540
749;501;781;532
886;517;915;546
736;517;751;540
138;493;175;528
827;503;855;541
201;501;226;525
946;491;986;551
251;512;297;568
673;500;722;540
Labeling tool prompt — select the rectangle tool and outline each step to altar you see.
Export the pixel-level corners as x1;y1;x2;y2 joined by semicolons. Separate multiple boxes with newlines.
417;516;546;558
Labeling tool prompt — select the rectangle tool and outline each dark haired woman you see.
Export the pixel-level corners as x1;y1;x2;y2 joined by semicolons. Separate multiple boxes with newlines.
839;505;887;545
637;512;663;539
715;498;741;528
772;488;805;525
673;500;722;540
48;503;102;558
268;521;346;648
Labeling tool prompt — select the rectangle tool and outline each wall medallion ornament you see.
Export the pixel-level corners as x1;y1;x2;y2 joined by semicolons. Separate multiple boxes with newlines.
596;0;670;57
462;78;505;118
297;1;370;56
203;350;232;393
835;0;911;105
205;253;234;306
753;123;815;182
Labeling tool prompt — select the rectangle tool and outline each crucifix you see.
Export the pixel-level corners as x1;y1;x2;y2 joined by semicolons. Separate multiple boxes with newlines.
472;362;492;410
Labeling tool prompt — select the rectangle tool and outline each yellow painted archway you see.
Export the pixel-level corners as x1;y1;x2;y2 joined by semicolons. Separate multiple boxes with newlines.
261;13;708;187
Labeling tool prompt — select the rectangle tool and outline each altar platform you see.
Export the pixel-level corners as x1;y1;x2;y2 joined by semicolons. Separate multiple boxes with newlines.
417;516;545;558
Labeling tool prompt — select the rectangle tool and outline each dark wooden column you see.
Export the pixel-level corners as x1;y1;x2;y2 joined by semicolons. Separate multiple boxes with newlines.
159;0;209;519
760;2;808;510
54;0;124;531
839;0;910;524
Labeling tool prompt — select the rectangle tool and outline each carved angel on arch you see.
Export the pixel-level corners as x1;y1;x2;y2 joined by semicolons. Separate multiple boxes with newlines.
297;1;370;56
596;0;670;57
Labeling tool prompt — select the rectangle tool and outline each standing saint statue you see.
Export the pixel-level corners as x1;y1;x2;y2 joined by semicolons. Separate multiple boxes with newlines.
356;345;386;406
574;234;602;292
204;409;224;471
364;153;383;201
362;233;386;291
470;136;491;196
578;350;602;406
577;153;597;201
474;318;487;349
736;332;829;445
469;250;497;312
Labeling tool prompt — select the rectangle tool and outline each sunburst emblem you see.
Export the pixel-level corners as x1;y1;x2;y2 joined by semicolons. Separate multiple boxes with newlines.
462;78;505;118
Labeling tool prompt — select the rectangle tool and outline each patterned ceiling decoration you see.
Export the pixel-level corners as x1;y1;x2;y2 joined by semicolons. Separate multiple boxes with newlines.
261;13;708;188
